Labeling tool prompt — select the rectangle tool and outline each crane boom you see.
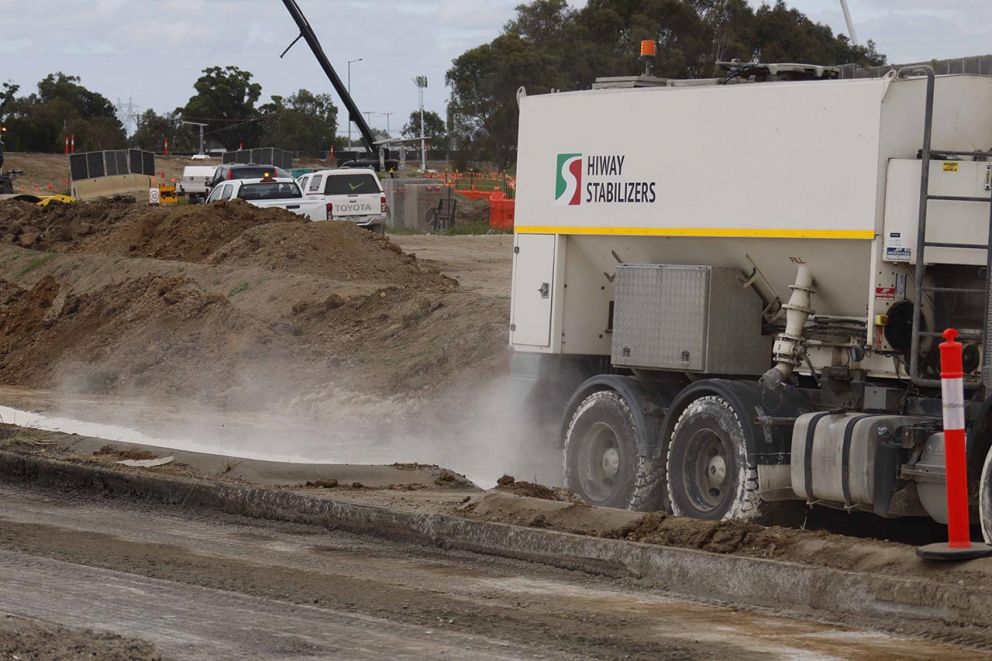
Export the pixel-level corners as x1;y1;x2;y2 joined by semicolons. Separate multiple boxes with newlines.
279;0;378;158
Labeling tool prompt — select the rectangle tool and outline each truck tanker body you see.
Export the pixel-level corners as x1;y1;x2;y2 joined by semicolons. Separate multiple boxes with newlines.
510;64;992;536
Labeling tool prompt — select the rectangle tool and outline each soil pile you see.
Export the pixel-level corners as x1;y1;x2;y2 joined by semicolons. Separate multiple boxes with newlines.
606;511;804;557
0;614;159;661
0;198;303;259
0;275;311;400
0;272;506;404
0;196;510;409
494;475;580;502
207;221;454;287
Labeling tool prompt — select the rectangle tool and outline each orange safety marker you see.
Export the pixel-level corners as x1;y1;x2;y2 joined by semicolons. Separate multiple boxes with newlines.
918;328;992;560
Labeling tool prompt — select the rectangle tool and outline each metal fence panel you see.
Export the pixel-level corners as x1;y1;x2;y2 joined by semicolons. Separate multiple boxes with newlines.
840;54;992;79
85;152;105;179
69;154;89;180
104;151;118;176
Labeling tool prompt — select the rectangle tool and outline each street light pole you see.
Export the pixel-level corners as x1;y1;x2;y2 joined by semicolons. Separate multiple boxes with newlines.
414;75;428;172
347;57;363;152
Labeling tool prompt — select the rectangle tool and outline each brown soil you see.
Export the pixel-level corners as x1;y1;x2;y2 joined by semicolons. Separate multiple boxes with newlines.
0;198;304;260
607;510;805;557
494;474;578;501
206;221;454;286
94;444;158;461
0;613;159;660
0;193;507;409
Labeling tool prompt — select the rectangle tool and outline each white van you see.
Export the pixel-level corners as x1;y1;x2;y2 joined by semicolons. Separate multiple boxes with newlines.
298;168;387;233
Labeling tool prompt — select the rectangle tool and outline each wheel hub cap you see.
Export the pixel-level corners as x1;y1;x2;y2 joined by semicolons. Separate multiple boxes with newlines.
706;455;727;488
601;448;620;479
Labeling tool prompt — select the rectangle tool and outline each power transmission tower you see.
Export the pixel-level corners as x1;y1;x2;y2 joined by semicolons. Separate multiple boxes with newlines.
116;97;139;137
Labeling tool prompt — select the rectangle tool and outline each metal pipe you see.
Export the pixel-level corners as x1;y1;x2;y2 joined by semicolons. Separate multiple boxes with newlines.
761;265;815;390
900;65;936;386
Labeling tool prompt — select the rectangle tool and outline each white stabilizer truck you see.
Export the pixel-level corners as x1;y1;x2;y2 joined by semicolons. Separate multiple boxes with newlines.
510;63;992;537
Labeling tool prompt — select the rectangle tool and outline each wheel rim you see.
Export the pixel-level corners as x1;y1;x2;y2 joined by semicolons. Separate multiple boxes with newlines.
681;429;733;513
576;421;623;503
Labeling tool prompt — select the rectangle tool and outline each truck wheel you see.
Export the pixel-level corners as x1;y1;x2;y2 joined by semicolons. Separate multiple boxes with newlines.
979;449;992;543
563;390;665;511
666;395;764;521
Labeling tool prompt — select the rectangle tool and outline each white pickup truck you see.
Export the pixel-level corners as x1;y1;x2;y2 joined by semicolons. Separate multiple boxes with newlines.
205;176;328;220
297;168;387;232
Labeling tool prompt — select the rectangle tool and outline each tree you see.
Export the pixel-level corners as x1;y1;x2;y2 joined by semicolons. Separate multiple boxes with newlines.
181;66;262;150
401;110;447;149
748;1;885;67
446;0;887;166
258;89;338;156
0;73;125;151
447;33;554;168
130;109;197;153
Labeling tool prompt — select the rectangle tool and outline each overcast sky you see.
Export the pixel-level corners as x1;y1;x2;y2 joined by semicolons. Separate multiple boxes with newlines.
1;1;990;137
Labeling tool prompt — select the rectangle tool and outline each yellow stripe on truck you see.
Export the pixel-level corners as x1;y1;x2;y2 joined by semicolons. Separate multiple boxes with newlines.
514;226;876;240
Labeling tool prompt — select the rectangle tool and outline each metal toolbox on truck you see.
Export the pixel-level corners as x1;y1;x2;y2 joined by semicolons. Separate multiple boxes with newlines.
611;265;771;374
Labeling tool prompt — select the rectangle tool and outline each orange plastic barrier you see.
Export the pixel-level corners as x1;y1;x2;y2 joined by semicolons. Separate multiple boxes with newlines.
454;189;493;201
489;192;515;231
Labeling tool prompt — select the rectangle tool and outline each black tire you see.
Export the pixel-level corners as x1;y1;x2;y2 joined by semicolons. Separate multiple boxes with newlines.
666;395;765;521
979;449;992;543
563;390;665;511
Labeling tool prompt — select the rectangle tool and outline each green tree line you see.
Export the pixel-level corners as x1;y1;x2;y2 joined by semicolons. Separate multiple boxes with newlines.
446;0;886;167
0;66;344;157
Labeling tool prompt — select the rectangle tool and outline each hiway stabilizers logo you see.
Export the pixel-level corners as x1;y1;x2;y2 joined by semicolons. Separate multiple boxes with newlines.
554;153;657;206
555;153;583;206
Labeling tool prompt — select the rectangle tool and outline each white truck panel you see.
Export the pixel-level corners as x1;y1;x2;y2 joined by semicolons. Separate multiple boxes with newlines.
510;234;558;348
516;78;888;238
883;159;992;266
512;74;992;376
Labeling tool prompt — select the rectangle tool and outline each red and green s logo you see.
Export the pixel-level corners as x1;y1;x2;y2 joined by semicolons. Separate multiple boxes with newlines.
555;153;582;206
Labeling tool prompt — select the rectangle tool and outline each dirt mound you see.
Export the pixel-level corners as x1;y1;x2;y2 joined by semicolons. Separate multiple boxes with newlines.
206;221;454;287
84;200;304;261
494;475;579;501
0;614;159;661
0;198;303;260
0;271;506;406
0;198;135;250
0;275;294;398
606;511;805;556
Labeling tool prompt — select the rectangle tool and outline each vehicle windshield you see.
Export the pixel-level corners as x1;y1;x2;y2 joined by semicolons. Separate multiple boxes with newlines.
324;173;379;196
238;182;302;200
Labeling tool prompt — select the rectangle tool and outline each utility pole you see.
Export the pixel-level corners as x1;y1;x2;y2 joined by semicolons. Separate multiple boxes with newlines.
414;75;428;172
347;58;363;152
180;119;209;156
839;0;858;46
382;111;394;138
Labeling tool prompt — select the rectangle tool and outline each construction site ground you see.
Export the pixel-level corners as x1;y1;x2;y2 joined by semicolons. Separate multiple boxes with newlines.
0;184;989;656
0;433;987;659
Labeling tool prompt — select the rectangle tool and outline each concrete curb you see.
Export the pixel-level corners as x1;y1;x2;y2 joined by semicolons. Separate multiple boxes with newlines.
1;450;988;634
